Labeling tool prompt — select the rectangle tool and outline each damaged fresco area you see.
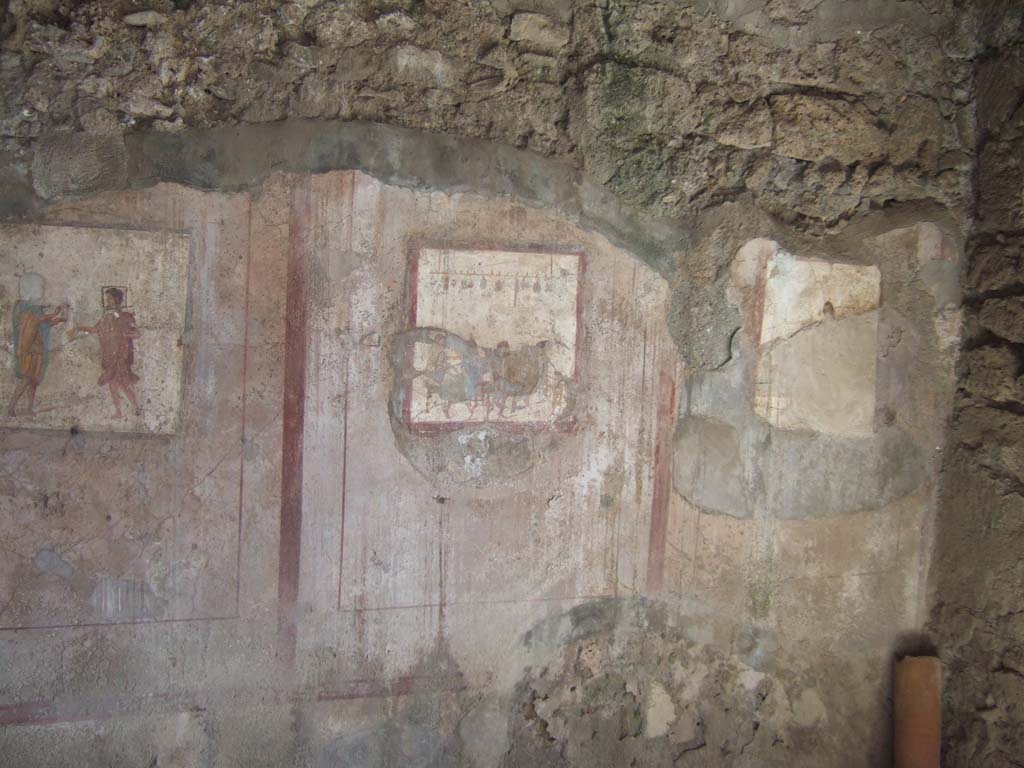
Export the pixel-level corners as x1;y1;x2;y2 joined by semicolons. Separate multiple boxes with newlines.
753;251;881;437
400;330;574;430
390;326;566;483
289;170;676;629
389;246;582;483
0;187;250;631
0;224;190;434
0;115;971;764
671;224;959;523
485;599;855;768
402;247;581;430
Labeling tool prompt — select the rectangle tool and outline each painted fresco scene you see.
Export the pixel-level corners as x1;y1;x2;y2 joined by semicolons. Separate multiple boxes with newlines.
403;247;581;429
0;225;190;434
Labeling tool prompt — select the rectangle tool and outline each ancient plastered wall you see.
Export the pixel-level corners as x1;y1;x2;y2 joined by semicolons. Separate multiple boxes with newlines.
0;169;682;764
285;171;679;689
0;0;990;763
0;144;963;766
0;187;256;631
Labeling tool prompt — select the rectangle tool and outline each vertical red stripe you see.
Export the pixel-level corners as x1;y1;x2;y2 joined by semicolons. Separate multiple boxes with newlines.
235;196;253;614
646;367;676;593
337;357;350;611
278;178;311;663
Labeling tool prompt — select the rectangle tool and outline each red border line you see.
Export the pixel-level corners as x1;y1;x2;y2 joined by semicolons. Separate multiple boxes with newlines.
645;365;677;593
336;355;350;611
277;178;311;664
235;195;254;614
312;676;471;703
0;614;239;634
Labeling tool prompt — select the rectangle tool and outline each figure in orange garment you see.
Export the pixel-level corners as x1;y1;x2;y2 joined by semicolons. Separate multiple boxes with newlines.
76;287;142;419
7;273;67;417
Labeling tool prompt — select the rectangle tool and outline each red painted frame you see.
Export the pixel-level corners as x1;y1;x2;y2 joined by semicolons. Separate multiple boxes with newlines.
401;240;586;435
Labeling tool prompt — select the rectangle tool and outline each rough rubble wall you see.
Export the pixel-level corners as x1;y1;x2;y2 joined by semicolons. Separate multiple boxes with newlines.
0;0;974;223
927;1;1024;765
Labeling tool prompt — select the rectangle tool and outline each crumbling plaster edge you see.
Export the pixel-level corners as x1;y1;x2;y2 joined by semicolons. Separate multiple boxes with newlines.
2;120;968;375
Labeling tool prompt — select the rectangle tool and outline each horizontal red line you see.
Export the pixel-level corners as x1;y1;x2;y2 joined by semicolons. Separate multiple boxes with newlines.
0;614;240;633
336;592;613;613
1;679;479;726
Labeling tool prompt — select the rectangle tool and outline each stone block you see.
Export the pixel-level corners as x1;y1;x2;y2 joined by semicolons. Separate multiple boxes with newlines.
771;94;888;165
979;295;1024;343
392;45;458;87
123;10;166;27
510;12;570;52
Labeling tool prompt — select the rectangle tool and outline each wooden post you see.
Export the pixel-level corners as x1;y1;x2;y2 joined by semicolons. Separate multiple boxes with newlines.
894;656;942;768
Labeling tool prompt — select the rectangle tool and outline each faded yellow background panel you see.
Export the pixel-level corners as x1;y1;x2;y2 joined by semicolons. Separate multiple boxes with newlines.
0;224;190;434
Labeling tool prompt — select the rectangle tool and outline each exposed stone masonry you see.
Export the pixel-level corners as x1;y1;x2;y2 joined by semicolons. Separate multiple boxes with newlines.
1;0;975;230
928;2;1024;765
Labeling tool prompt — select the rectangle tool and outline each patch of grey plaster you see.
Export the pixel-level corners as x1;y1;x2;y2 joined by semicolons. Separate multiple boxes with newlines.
678;333;927;519
668;282;741;370
763;425;926;519
674;402;927;520
32;132;127;200
32;548;73;579
460;694;509;768
116;120;688;275
317;722;446;768
0;709;212;767
673;416;748;517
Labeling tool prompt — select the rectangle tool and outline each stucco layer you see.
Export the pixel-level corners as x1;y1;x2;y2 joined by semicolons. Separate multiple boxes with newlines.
0;149;960;765
0;0;1017;765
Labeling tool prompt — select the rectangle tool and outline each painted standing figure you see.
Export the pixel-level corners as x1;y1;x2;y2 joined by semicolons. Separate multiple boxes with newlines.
7;273;66;417
76;287;142;419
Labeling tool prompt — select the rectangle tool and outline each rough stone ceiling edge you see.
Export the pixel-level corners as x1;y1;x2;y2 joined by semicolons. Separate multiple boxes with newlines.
12;118;965;371
24;119;688;278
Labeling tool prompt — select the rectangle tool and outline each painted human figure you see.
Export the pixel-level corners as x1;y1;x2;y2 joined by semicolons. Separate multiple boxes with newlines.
76;287;142;419
7;273;67;416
